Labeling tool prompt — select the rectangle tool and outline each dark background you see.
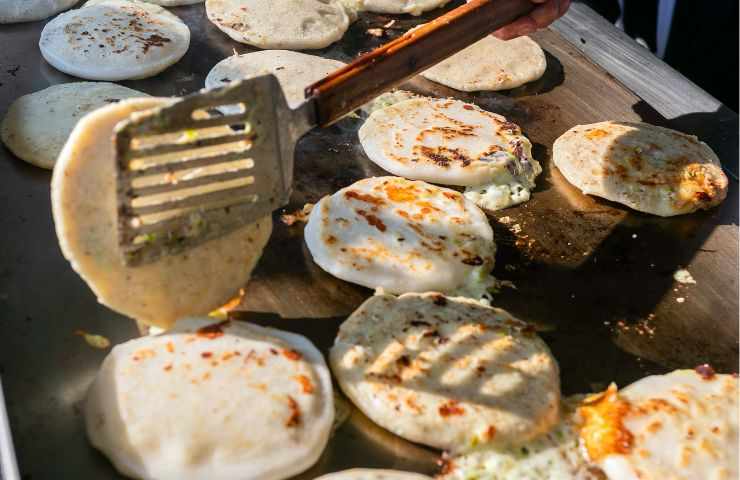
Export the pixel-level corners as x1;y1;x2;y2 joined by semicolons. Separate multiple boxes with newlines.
579;0;739;112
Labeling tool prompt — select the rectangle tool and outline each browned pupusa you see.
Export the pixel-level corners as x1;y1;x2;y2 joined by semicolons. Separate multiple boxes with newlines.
553;121;728;216
330;292;561;452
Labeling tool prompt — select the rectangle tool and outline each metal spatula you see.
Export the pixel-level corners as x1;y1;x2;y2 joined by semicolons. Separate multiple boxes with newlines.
114;0;534;265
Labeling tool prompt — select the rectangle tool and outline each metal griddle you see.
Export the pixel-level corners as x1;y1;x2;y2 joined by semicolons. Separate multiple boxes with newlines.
0;2;738;479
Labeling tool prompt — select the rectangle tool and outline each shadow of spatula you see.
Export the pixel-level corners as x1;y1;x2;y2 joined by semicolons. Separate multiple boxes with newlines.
114;0;534;266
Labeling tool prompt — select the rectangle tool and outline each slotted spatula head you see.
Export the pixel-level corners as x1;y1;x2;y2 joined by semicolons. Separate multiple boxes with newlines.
114;75;315;266
113;0;535;266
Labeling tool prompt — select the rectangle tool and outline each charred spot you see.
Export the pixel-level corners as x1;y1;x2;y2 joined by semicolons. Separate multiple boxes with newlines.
196;320;230;339
695;363;716;380
285;396;302;427
367;372;402;383
437;452;455;475
439;400;465;417
695;191;712;202
356;209;387;232
461;255;484;266
432;295;447;306
345;190;386;206
422;329;440;338
416;145;473;168
410;320;432;327
397;355;411;367
283;349;302;361
269;348;279;355
500;121;521;135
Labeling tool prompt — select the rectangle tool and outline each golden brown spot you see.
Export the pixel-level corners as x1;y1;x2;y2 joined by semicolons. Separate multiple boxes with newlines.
646;420;662;433
294;375;314;394
356;209;387;232
283;349;302;361
285;396;301;427
585;128;609;140
439;400;465;417
385;184;418;202
345;190;386;206
196;320;230;339
578;384;634;461
163;364;172;372
165;342;175;353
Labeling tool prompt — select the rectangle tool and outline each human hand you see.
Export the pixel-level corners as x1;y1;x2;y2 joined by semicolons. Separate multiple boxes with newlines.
493;0;571;40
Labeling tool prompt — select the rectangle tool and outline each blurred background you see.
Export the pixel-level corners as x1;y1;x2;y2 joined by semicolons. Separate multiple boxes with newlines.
577;0;739;112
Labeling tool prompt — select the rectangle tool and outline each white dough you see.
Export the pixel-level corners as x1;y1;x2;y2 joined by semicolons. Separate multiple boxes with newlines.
422;36;547;92
39;0;190;81
359;97;541;211
206;0;352;49
1;82;146;169
316;469;433;480
331;293;560;451
85;317;334;480
358;0;449;15
304;176;497;297
0;0;77;23
206;50;345;109
51;98;272;327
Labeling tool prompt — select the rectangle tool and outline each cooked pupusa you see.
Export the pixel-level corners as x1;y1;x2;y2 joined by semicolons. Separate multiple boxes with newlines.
330;293;561;452
357;0;449;15
51;98;272;327
439;396;602;480
140;0;202;4
1;82;146;169
578;369;738;480
553;121;728;216
39;0;190;81
205;50;345;109
421;36;547;92
304;176;496;296
0;0;77;23
359;97;541;211
206;0;352;50
85;317;334;480
315;469;432;480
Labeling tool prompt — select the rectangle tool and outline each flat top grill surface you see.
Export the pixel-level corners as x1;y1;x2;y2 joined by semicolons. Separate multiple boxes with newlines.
0;2;737;479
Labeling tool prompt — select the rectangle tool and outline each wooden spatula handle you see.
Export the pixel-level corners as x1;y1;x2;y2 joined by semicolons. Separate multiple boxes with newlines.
305;0;535;126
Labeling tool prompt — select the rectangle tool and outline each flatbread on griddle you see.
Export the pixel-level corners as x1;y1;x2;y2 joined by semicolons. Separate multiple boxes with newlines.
553;121;728;216
85;317;333;480
421;36;546;92
206;0;352;50
315;469;433;480
331;292;561;452
359;97;541;211
51;98;272;327
39;0;190;80
1;82;146;169
304;176;496;297
205;50;345;109
358;0;449;15
579;369;738;480
0;0;77;23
